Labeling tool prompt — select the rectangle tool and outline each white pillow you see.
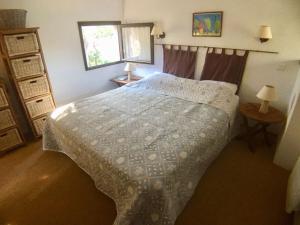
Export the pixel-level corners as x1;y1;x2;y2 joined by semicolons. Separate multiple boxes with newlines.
200;80;238;94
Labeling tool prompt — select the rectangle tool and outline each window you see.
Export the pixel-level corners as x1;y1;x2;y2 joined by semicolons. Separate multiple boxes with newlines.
78;21;154;71
78;21;122;70
121;23;154;64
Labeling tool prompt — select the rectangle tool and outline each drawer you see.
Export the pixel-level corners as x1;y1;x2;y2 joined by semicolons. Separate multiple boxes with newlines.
33;116;47;136
18;76;50;100
0;87;8;108
0;128;23;152
25;95;55;118
4;33;39;56
0;109;16;130
11;55;44;79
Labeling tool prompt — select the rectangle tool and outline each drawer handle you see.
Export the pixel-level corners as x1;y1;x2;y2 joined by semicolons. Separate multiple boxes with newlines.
17;36;25;40
36;99;43;103
23;59;31;63
30;80;37;84
0;133;7;137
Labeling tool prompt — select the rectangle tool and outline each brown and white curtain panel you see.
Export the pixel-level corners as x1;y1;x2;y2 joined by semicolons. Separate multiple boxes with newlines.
201;48;249;92
163;45;198;79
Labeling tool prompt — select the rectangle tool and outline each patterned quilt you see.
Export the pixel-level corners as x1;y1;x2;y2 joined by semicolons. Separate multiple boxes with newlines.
43;73;238;225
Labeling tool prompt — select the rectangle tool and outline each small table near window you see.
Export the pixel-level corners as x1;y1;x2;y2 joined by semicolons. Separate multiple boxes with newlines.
111;75;142;87
239;102;285;152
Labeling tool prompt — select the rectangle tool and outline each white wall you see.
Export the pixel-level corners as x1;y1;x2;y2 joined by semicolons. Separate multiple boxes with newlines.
274;67;300;170
124;0;300;112
1;0;125;105
2;0;298;110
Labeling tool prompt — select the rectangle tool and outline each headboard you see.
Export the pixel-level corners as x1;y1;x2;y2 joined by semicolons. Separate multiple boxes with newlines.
200;48;249;92
162;45;198;79
161;45;249;93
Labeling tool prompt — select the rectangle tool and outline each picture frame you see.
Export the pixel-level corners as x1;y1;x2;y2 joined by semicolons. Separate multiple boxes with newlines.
192;11;223;37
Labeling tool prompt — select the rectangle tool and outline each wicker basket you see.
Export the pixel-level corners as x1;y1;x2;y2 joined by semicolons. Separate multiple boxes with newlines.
25;95;55;118
0;109;15;130
0;128;22;151
4;32;39;56
0;9;27;29
18;76;50;100
33;116;47;136
11;54;44;79
0;87;8;108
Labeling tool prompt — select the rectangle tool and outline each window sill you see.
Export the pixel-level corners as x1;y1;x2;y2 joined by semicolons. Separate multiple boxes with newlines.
85;61;123;71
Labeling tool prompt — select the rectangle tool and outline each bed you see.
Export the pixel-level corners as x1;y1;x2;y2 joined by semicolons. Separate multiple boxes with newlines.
43;73;239;225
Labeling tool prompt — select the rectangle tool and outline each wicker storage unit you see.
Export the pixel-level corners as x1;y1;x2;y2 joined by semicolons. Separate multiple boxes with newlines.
0;81;24;152
33;116;47;136
26;95;55;119
0;28;55;138
0;128;23;152
11;54;44;79
0;87;8;108
4;32;39;56
18;76;50;100
0;109;16;130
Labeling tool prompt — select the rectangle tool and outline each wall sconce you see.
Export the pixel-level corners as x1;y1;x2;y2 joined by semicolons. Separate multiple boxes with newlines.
259;25;272;43
151;24;165;39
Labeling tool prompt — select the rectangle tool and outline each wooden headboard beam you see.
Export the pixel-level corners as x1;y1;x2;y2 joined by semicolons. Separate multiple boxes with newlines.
155;43;278;54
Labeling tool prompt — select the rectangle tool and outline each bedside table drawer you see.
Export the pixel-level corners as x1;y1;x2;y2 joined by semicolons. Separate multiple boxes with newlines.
0;109;16;130
0;128;23;152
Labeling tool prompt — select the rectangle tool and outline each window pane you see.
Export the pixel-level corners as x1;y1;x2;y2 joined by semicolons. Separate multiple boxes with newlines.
81;25;120;68
122;26;152;63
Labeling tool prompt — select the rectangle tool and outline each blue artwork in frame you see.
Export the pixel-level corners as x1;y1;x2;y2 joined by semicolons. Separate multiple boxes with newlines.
193;11;223;37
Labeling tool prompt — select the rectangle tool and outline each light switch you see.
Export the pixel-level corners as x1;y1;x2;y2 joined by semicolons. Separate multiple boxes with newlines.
276;64;287;71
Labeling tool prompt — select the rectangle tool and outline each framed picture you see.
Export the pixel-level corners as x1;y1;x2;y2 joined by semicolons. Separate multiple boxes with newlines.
192;11;223;37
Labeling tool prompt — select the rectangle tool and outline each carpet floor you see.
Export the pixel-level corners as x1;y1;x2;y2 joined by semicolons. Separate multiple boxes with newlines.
0;139;292;225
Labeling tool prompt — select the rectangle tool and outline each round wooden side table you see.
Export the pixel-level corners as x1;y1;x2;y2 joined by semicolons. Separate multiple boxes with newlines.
111;75;142;87
239;102;285;152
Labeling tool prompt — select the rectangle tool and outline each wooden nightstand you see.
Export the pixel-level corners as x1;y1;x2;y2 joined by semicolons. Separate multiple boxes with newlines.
111;75;142;87
239;102;285;152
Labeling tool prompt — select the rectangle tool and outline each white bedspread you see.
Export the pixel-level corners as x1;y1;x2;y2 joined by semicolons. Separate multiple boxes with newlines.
43;73;239;225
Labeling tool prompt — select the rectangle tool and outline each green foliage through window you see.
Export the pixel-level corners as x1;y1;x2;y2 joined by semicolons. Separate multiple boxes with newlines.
80;24;121;69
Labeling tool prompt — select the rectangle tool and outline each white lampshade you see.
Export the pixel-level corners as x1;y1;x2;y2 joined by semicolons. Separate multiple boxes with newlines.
124;62;133;72
260;25;272;39
151;24;163;37
256;85;277;101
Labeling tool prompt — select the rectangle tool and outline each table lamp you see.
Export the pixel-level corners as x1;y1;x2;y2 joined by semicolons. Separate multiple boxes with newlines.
124;63;133;81
256;85;277;113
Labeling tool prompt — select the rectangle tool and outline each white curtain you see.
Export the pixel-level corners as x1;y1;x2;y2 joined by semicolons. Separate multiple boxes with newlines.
122;27;151;63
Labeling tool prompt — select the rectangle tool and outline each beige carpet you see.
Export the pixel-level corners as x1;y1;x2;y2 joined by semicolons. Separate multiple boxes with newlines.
0;139;292;225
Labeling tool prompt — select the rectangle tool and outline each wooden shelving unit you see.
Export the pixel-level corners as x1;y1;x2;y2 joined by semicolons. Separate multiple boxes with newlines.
0;80;24;152
0;27;55;138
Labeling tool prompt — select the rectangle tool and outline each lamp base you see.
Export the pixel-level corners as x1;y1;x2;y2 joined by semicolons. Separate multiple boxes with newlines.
127;72;132;81
259;100;269;114
260;38;269;43
159;32;166;39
